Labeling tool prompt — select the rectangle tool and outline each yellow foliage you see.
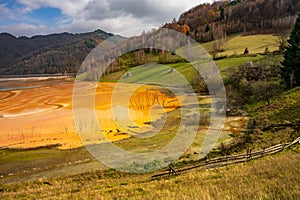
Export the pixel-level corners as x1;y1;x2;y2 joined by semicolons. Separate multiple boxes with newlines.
182;24;191;35
208;9;216;18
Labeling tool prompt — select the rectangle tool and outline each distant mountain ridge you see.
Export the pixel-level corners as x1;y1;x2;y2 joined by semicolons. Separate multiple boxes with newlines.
0;30;113;75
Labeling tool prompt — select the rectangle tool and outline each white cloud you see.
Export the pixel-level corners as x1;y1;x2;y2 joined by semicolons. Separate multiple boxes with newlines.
3;0;212;36
17;0;90;16
0;4;13;19
0;3;30;21
0;23;47;36
69;15;159;36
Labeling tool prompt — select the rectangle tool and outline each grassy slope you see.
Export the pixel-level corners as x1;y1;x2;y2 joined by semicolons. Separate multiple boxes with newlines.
247;87;300;124
1;147;299;199
125;63;196;84
202;34;279;56
245;87;300;149
0;146;104;184
101;34;279;82
101;62;196;85
215;54;264;71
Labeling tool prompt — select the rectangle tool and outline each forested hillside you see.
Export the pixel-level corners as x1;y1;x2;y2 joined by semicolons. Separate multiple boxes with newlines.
0;30;113;75
164;0;300;42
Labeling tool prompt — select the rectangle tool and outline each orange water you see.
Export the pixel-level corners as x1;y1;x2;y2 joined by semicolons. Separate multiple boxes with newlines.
0;81;180;149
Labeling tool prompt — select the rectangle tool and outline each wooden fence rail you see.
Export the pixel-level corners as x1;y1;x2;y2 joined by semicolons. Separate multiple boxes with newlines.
151;137;300;180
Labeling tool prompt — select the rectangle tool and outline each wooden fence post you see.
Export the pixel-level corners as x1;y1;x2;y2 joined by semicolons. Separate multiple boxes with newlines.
245;148;252;162
281;143;285;151
249;148;252;161
168;163;179;177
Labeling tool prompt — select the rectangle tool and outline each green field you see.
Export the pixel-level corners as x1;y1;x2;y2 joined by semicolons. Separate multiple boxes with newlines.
215;54;264;71
202;34;279;57
117;62;196;86
99;34;281;84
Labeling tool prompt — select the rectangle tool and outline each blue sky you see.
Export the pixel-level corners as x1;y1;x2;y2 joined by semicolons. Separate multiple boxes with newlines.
0;0;212;37
26;7;62;26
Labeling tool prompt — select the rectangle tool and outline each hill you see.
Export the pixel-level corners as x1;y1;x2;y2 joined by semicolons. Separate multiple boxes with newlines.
95;33;279;84
202;34;278;56
0;30;113;76
164;0;300;42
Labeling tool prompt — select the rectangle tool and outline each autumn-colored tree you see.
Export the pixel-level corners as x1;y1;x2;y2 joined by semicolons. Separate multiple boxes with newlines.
207;9;216;20
182;24;191;36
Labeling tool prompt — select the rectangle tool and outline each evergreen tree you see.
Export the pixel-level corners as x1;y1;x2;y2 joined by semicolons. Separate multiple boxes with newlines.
220;7;225;21
205;24;210;32
281;13;300;88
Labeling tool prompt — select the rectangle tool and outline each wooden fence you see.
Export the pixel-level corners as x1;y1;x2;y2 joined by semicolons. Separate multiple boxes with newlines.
151;137;300;180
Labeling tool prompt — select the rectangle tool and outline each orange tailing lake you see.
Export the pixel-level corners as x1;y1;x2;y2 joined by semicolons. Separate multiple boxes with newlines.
0;78;181;149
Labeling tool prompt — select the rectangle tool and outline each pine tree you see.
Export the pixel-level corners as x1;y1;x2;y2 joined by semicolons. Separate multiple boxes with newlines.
205;24;210;32
220;7;225;21
281;13;300;88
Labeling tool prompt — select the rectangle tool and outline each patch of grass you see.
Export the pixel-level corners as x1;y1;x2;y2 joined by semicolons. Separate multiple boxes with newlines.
215;54;264;71
224;34;279;55
0;148;298;199
247;87;300;123
112;108;180;153
245;87;300;149
74;72;88;80
0;146;95;182
113;62;196;86
202;34;279;57
269;87;300;123
100;69;128;82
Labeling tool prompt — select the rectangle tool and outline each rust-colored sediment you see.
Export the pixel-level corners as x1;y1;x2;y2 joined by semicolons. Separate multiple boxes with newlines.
0;80;180;149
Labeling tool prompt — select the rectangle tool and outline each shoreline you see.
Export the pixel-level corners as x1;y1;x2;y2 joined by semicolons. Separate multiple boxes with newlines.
0;75;72;82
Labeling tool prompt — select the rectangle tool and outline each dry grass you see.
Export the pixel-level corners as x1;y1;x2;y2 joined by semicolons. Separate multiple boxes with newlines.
1;147;299;199
202;34;279;57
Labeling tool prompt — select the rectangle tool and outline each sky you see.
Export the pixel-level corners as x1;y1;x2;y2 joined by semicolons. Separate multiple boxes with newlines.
0;0;212;37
